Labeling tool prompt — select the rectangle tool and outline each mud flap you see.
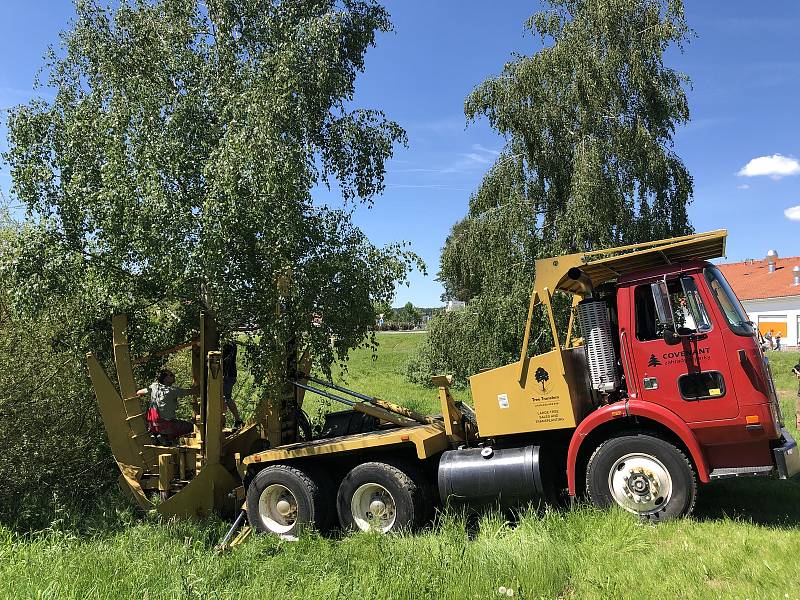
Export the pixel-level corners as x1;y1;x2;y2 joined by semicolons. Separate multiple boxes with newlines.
774;428;800;479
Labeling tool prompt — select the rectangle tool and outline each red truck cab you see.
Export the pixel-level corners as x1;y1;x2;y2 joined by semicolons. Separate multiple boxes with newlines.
567;258;799;519
618;260;794;470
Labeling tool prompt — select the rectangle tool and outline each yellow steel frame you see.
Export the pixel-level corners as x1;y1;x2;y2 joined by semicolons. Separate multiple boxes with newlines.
87;314;240;518
243;422;449;466
90;313;448;518
517;287;563;384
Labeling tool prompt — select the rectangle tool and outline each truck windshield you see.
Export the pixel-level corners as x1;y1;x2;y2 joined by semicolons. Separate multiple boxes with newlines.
704;266;753;336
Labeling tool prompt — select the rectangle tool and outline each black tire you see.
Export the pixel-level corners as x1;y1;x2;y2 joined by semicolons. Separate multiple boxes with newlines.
586;432;696;522
246;464;332;536
337;460;430;533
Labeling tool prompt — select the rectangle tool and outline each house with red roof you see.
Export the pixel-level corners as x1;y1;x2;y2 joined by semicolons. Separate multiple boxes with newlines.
717;251;800;349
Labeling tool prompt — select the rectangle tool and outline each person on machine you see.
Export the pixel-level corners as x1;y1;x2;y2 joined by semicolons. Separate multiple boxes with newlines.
137;369;198;444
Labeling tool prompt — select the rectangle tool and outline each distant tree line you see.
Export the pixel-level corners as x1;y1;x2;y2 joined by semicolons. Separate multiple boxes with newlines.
374;301;441;331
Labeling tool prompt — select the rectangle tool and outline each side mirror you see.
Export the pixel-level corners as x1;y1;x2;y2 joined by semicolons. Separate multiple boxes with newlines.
662;326;681;345
651;280;680;346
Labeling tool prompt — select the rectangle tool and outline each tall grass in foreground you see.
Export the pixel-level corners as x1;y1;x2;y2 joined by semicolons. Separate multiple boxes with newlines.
3;506;800;600
2;338;800;599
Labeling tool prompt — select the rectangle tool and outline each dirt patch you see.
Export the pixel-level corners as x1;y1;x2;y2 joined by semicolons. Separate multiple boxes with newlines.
706;578;726;590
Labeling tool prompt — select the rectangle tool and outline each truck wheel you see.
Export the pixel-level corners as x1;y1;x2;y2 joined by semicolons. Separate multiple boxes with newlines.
337;461;429;533
246;464;332;536
586;433;696;522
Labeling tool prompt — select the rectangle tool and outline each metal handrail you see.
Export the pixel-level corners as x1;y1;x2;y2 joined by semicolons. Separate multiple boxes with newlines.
304;375;373;402
292;381;355;407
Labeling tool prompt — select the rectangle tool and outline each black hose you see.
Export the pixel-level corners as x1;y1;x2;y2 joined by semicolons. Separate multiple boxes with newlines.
297;409;313;440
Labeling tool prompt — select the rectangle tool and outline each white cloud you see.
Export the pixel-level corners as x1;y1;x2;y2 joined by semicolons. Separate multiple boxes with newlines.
463;153;491;165
737;184;750;190
391;143;500;177
471;144;501;156
386;183;470;192
737;154;800;179
410;116;466;134
784;205;800;221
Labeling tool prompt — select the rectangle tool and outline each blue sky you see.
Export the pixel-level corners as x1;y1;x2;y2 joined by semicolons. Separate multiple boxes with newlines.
2;2;799;307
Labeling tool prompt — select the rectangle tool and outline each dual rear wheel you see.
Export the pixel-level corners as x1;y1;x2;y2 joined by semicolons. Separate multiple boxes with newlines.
337;461;430;532
246;460;429;536
246;464;332;536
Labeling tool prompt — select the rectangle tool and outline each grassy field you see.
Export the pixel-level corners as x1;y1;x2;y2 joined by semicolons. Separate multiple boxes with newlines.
330;331;456;414
2;335;800;600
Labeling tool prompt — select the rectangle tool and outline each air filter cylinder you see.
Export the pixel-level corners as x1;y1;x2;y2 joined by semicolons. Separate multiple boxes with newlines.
576;298;619;392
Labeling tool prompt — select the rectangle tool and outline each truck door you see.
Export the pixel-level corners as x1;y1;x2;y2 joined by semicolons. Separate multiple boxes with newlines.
627;274;740;422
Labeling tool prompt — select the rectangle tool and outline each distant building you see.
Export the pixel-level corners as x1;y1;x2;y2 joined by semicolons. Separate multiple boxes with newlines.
717;250;800;348
446;300;466;312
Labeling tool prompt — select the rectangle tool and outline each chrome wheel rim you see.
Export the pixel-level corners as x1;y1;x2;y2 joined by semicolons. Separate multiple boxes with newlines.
258;484;298;534
351;483;397;532
608;452;673;515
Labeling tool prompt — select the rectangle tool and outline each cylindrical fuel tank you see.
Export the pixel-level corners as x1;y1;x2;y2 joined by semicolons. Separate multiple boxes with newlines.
438;445;551;509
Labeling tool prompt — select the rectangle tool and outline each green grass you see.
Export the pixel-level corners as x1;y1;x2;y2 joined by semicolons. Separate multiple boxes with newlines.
225;332;460;428
4;506;800;599
330;332;469;415
3;337;800;600
766;350;799;432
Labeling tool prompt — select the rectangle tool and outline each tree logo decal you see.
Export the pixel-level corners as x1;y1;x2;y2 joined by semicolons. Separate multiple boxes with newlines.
534;367;550;391
648;354;662;367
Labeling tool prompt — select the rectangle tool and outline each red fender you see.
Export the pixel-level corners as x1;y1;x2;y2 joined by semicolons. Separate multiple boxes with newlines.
566;401;628;495
566;399;710;496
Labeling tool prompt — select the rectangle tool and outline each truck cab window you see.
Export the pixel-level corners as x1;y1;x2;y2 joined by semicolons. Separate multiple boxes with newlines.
635;277;711;341
679;371;726;400
679;276;712;334
704;266;753;337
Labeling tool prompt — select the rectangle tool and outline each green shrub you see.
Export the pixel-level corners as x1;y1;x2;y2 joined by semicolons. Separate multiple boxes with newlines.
408;288;571;386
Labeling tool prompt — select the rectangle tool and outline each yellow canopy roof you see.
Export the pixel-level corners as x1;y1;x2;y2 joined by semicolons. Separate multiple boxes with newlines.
534;230;728;294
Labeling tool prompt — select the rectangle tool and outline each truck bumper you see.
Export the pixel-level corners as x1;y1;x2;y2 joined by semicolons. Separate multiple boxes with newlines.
773;428;800;479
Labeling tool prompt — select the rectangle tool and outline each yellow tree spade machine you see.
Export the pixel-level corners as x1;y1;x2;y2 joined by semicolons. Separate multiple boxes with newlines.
89;230;800;534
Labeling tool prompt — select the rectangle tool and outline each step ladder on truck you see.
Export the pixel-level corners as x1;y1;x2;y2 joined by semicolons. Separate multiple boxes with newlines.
88;229;800;540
